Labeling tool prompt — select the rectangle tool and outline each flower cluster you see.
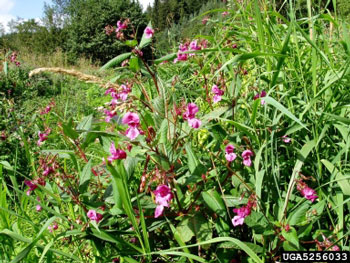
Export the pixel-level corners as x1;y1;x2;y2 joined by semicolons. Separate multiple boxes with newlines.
212;85;224;103
174;40;205;63
24;178;46;196
296;179;318;202
183;103;201;129
153;185;173;218
232;196;256;226
9;52;20;67
87;209;103;223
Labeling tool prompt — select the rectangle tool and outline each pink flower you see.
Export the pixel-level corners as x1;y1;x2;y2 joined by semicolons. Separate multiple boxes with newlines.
183;103;199;120
40;105;51;115
212;85;224;103
104;109;116;123
116;20;127;32
183;103;201;129
108;142;127;162
282;135;291;143
232;205;252;227
87;209;103;223
202;16;209;25
225;144;237;162
153;185;173;218
174;52;188;63
232;215;245;226
42;166;54;176
48;222;58;232
188;118;201;129
179;43;189;52
24;180;37;195
122;112;140;126
36;204;42;212
222;11;229;16
119;84;131;101
144;27;154;38
122;112;141;140
37;130;50;146
331;245;340;251
242;150;253;167
301;187;318;202
190;40;201;51
253;90;267;105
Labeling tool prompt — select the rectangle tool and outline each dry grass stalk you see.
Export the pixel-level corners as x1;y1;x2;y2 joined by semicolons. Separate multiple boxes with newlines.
29;67;119;90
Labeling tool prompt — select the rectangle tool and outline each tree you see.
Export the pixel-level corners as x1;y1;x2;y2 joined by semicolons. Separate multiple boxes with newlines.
63;0;147;63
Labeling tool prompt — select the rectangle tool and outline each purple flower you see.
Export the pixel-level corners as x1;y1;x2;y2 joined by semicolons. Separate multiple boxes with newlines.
87;209;103;223
36;204;42;212
232;205;252;227
108;142;127;162
37;130;49;146
122;112;141;140
212;85;224;103
174;52;188;63
225;144;237;162
116;20;127;32
153;185;173;218
190;40;201;51
253;90;267;105
24;180;37;195
104;109;116;123
242;150;253;167
301;187;318;202
144;27;154;38
188;118;201;129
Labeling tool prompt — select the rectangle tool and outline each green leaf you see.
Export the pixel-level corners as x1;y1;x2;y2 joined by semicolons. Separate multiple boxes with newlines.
282;227;299;248
100;52;132;70
129;57;141;72
322;159;350;195
154;53;176;64
202;189;226;217
244;211;270;234
263;97;307;130
62;117;79;140
0;161;13;171
176;214;212;244
125;39;138;47
79;160;92;192
185;143;205;175
77;114;93;131
139;21;153;49
287;202;309;226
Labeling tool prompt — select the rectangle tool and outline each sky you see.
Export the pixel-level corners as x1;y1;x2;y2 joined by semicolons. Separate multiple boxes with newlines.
0;0;154;32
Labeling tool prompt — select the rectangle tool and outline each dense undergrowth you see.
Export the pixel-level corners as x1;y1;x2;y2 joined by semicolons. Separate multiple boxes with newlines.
1;0;350;262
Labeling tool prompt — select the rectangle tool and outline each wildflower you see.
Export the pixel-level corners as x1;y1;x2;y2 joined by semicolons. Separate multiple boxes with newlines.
183;103;201;129
212;85;224;103
116;20;127;32
104;25;114;35
153;185;173;218
119;84;131;101
174;51;188;63
222;11;229;16
225;144;237;162
87;210;103;223
48;222;58;232
37;130;50;146
42;166;54;176
190;40;201;51
40;105;51;115
24;180;37;195
122;112;141;140
232;206;251;226
104;109;116;123
301;187;318;203
202;16;209;25
242;150;253;167
296;179;318;202
282;135;291;143
108;142;127;162
253;90;267;105
179;43;189;52
144;27;154;38
36;204;42;212
188;118;202;129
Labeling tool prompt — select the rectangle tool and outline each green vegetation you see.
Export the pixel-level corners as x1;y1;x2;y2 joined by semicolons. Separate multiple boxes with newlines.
1;0;350;262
